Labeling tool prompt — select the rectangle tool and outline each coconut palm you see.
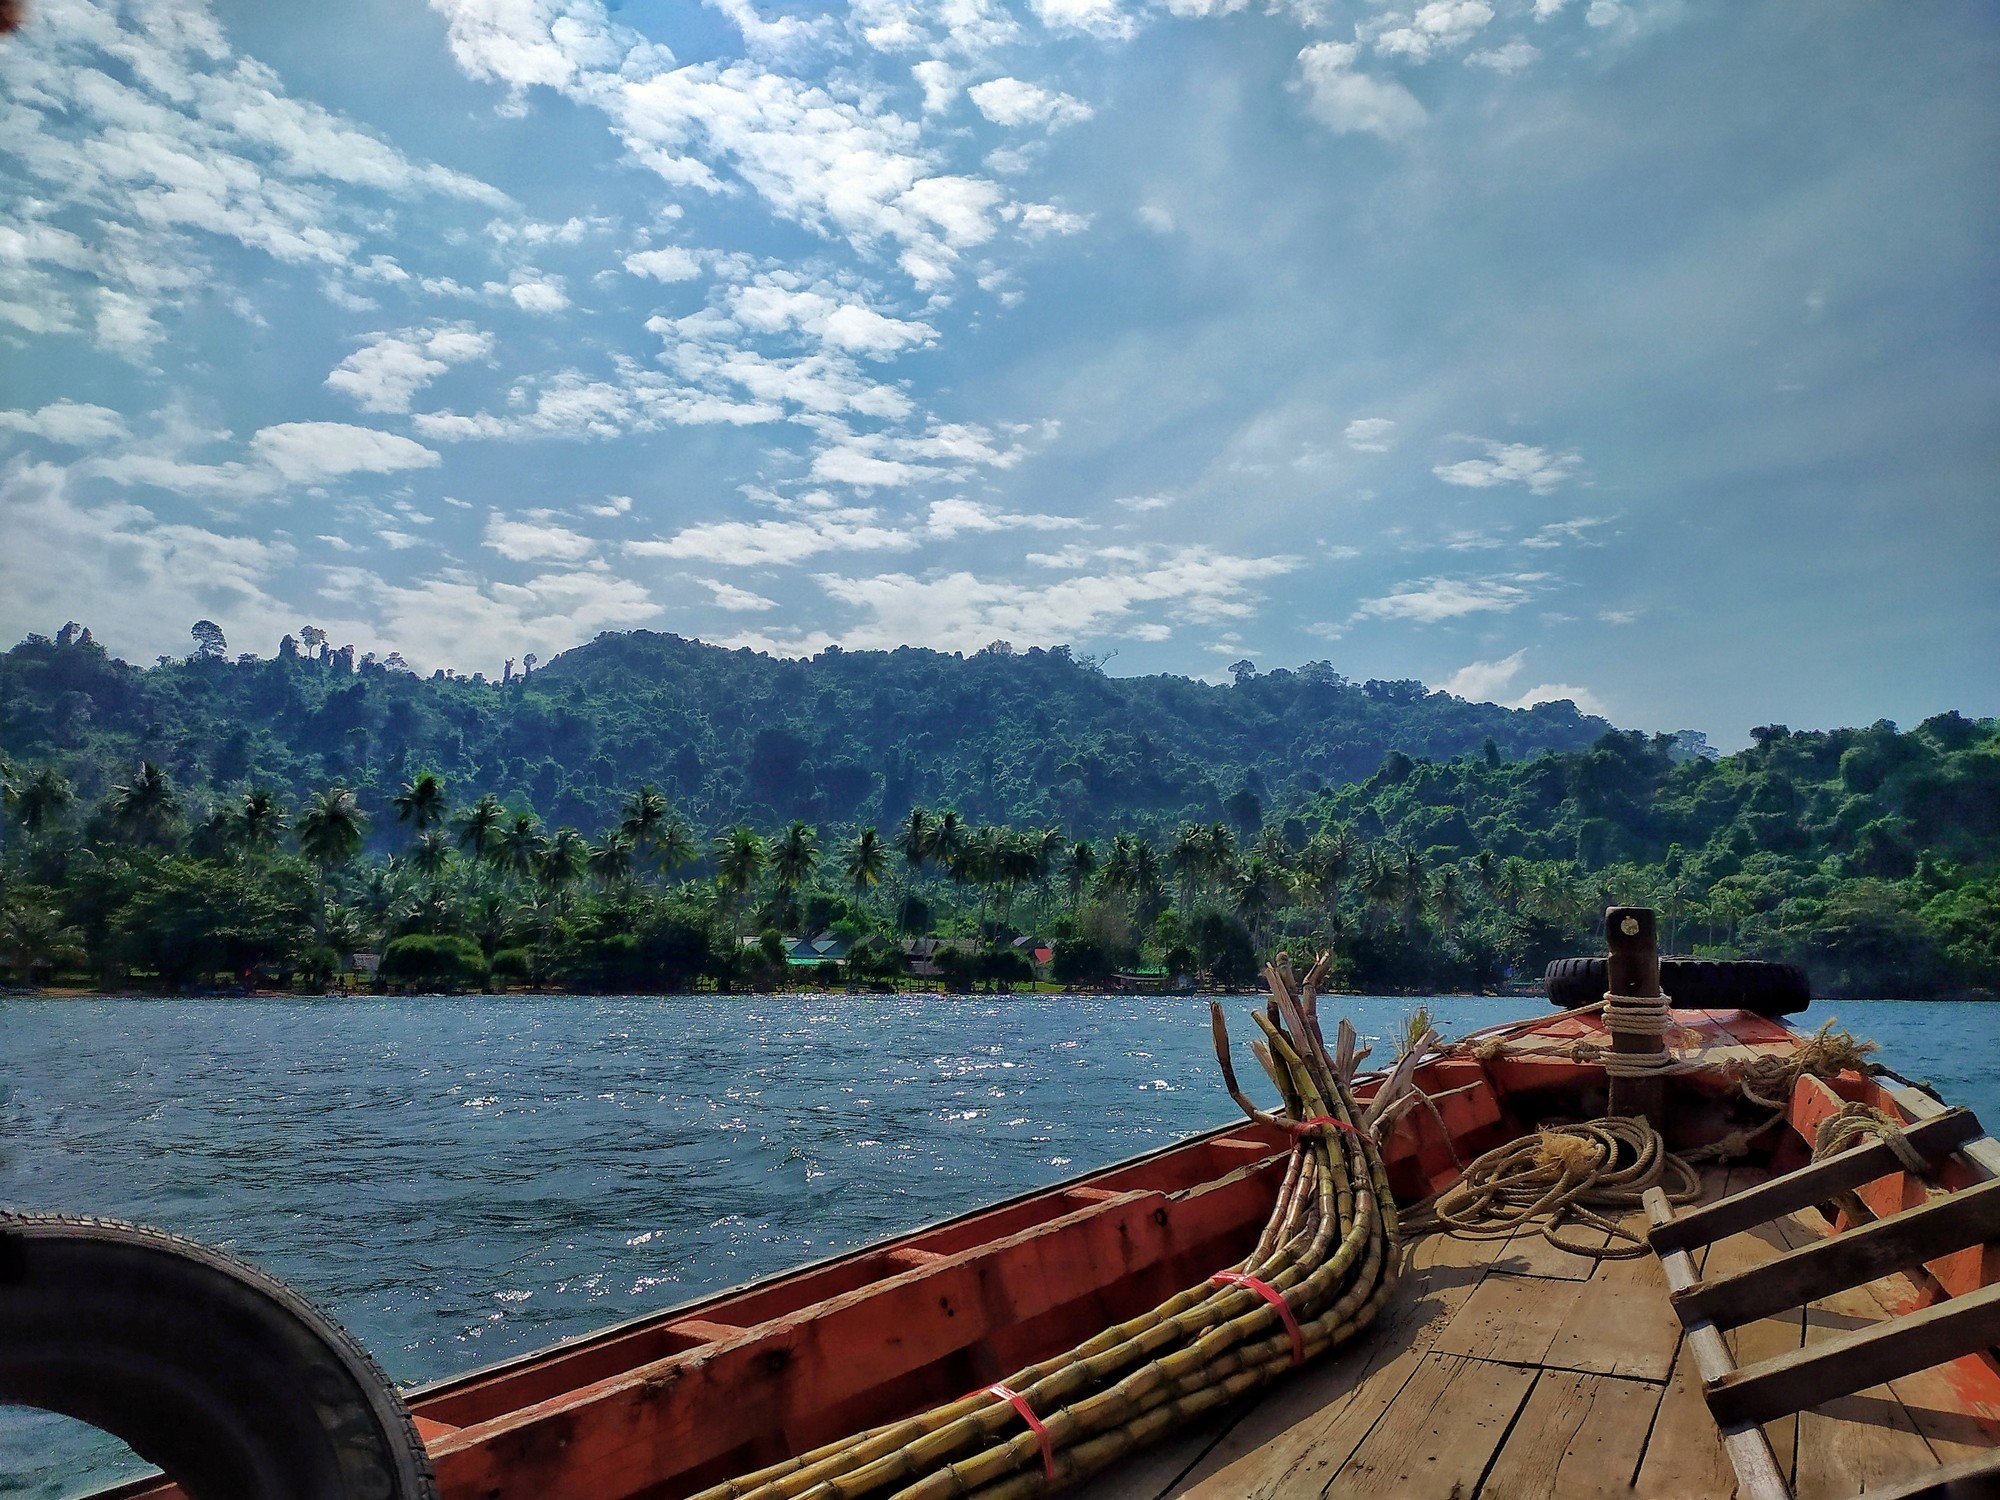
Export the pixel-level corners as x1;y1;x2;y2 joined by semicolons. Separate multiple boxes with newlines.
409;828;453;881
771;820;820;899
457;793;505;863
588;829;636;890
843;826;887;898
392;773;449;836
108;761;181;847
13;767;74;839
1233;856;1282;953
232;788;288;855
713;826;766;937
539;827;589;896
491;812;546;882
1399;845;1430;932
0;898;84;984
1059;840;1097;910
1431;864;1465;937
929;810;968;878
1360;844;1406;934
296;787;367;871
651;814;697;879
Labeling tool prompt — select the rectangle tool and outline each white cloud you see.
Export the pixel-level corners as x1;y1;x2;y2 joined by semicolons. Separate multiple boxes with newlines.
731;542;1298;654
1114;494;1172;511
1296;43;1428;140
1433;440;1582;494
624;246;703;282
628;506;917;566
1372;2;1494;61
967;78;1094;131
484;514;596;562
700;578;779;611
1028;0;1137;40
3;1;507;358
1440;648;1607;715
911;60;960;114
925;497;1084;537
1135;203;1175;234
0;401;130;446
705;0;838;62
327;561;663;673
1353;573;1543;622
1343;416;1397;452
325;323;494;414
249;422;441;484
1440;649;1527;701
0;459;307;664
1014;202;1091;238
1468;40;1540;73
499;271;570;313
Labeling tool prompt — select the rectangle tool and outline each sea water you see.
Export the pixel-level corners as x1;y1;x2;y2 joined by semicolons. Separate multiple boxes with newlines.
0;993;1986;1495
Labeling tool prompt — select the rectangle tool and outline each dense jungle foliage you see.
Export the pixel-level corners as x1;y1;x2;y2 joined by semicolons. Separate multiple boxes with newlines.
1;626;1994;1000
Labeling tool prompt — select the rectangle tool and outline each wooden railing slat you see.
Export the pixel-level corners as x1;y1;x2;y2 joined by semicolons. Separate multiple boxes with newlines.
1647;1109;1980;1255
1705;1281;2000;1429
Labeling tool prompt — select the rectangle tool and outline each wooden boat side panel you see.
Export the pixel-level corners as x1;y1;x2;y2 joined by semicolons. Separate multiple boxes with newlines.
429;1164;1286;1499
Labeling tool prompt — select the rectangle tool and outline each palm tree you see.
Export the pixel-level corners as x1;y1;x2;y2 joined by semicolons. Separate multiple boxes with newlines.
231;788;288;855
109;760;181;847
457;793;504;864
1399;845;1430;932
588;828;636;890
539;826;589;896
1360;845;1406;934
714;826;766;938
0;898;84;984
1127;836;1166;924
1233;856;1281;953
843;826;887;899
491;812;546;882
297;787;367;871
13;767;74;839
772;820;820;901
894;807;934;933
652;815;697;879
409;828;452;881
1169;824;1207;907
392;772;449;835
1431;865;1465;937
1059;840;1097;911
930;810;968;879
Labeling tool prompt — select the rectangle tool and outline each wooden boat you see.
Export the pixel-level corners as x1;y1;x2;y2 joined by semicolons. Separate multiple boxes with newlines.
83;917;2000;1500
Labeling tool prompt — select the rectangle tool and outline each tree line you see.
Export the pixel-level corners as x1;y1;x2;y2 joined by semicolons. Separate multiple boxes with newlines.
4;701;1996;999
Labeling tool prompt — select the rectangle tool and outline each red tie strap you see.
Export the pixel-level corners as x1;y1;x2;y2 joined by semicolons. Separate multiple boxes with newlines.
984;1383;1055;1480
1212;1271;1305;1365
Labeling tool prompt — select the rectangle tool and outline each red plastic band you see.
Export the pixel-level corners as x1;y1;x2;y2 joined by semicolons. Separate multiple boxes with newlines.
1212;1271;1305;1366
1290;1113;1362;1139
985;1383;1055;1481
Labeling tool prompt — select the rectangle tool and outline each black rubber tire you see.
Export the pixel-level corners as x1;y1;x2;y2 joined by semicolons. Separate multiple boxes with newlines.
1544;956;1810;1017
0;1213;437;1500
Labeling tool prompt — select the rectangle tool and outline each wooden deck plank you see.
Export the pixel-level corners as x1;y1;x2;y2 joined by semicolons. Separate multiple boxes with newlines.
1155;1230;1494;1500
1545;1249;1683;1383
1478;1368;1660;1499
1634;1339;1736;1500
1431;1271;1586;1366
1323;1351;1535;1497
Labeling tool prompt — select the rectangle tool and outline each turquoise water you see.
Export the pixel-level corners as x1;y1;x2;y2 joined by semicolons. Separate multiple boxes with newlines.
0;993;1987;1494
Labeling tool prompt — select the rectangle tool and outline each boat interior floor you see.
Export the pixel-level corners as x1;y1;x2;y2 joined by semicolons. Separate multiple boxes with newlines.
1075;1166;1999;1500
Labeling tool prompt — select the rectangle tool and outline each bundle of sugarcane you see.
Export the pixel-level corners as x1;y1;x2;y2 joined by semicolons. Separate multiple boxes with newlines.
691;953;1432;1500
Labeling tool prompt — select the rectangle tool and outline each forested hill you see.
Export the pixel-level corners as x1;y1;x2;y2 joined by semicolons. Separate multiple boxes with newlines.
0;628;1617;838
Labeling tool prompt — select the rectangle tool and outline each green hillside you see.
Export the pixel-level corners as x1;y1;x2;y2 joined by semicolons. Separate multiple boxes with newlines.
0;626;1615;841
2;626;1994;1001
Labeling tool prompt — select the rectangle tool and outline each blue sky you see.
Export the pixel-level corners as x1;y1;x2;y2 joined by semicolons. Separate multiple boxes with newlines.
1;0;1993;746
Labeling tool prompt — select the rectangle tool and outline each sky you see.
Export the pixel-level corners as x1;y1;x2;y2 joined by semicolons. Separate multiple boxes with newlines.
0;0;1994;747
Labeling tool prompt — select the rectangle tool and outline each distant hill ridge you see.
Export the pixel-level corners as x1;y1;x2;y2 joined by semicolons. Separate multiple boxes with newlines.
0;626;1621;839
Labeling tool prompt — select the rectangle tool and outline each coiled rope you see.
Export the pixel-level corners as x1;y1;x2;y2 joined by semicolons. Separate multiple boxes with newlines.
1405;1116;1701;1259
